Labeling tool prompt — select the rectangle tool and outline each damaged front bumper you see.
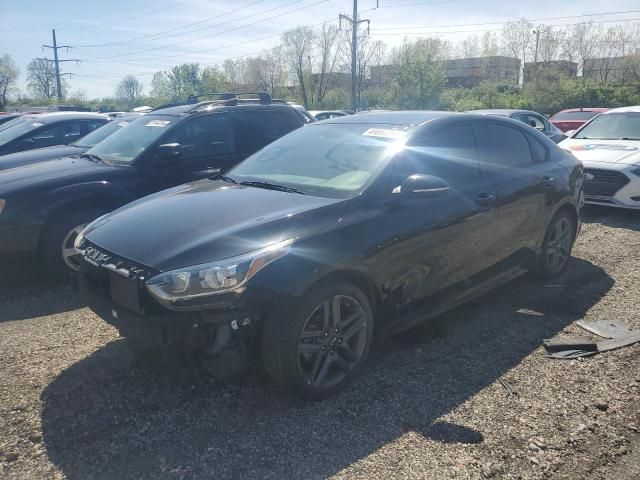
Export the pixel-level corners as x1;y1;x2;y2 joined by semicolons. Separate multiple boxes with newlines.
76;262;258;358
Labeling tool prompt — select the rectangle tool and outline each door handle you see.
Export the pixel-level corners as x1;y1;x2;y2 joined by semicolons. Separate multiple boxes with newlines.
475;192;496;206
541;176;555;187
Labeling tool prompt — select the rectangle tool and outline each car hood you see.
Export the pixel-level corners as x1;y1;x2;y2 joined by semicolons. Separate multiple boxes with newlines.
84;180;348;272
559;139;640;166
0;144;85;171
0;156;126;194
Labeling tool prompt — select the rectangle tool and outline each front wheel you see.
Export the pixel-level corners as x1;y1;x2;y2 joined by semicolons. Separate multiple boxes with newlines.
41;208;106;279
536;210;576;279
261;279;373;400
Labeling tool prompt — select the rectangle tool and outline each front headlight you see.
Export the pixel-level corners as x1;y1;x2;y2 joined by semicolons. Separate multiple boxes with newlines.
0;199;5;215
145;238;294;310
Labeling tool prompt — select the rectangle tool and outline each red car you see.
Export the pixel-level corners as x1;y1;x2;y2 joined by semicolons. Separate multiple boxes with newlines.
550;108;608;133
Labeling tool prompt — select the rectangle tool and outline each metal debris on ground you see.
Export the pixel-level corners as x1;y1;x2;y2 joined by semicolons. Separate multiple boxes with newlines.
498;378;519;398
543;320;640;359
575;320;633;339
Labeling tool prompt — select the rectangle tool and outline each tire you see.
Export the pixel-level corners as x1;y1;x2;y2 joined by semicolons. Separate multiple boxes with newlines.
536;210;576;279
41;207;107;279
261;279;374;400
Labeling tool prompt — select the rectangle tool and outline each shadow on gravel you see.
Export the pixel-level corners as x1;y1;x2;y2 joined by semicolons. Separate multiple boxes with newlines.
582;205;640;232
0;255;77;322
41;257;613;479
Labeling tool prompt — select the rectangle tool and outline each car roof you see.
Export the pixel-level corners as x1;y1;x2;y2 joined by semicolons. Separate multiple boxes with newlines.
151;102;296;116
471;109;533;117
556;107;608;113
604;105;640;113
320;110;457;126
18;112;109;123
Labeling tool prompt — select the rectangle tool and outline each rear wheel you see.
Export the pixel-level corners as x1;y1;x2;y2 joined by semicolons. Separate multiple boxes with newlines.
262;279;373;400
41;208;106;279
537;210;576;278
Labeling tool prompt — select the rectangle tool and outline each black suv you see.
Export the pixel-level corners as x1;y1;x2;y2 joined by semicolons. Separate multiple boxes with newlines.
0;94;303;276
76;111;584;400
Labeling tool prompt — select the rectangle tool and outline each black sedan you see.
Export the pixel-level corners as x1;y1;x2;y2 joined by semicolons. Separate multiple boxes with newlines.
76;111;584;399
0;112;109;156
472;109;567;143
0;115;140;171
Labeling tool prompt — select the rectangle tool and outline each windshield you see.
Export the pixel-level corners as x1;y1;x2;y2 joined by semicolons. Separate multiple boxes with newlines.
0;118;42;146
228;124;407;198
552;111;601;121
86;115;175;163
574;112;640;140
74;118;131;148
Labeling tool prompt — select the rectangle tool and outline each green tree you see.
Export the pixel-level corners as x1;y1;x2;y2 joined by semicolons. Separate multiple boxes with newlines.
0;54;19;110
389;38;449;109
115;75;144;109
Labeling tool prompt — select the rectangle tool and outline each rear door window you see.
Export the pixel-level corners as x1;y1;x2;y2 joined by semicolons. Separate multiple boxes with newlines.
233;110;300;155
165;115;234;161
477;123;534;167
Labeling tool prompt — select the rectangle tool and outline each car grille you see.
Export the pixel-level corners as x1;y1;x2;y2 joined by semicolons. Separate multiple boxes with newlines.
79;240;154;280
584;168;630;197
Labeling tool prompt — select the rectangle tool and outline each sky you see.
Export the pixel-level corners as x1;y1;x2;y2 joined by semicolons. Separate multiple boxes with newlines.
1;0;639;99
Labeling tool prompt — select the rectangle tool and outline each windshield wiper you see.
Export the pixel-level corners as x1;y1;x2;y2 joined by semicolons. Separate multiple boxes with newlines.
618;137;640;140
81;153;104;164
218;174;238;184
240;180;306;195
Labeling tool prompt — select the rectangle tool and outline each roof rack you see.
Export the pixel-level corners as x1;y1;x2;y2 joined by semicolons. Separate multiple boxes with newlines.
152;92;289;113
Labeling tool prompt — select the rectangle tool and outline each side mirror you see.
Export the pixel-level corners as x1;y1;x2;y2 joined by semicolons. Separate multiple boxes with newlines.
396;174;450;198
156;143;182;163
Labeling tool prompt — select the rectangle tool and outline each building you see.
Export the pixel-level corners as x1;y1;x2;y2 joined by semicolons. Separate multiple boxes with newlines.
523;60;578;83
583;55;640;84
445;56;520;87
370;56;520;89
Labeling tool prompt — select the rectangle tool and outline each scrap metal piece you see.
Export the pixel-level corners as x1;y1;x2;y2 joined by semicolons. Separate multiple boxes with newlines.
498;378;519;397
576;320;633;339
596;331;640;353
544;349;598;359
543;336;597;353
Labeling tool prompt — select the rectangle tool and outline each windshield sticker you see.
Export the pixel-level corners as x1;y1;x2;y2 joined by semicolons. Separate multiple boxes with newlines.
362;128;405;139
31;122;44;127
117;121;129;127
569;144;638;152
145;120;171;128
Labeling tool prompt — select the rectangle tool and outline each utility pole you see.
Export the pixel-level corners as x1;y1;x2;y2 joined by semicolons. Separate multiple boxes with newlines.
532;28;541;84
42;29;78;102
340;1;369;112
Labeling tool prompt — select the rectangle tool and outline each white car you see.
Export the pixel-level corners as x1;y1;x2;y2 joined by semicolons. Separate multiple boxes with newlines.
560;106;640;209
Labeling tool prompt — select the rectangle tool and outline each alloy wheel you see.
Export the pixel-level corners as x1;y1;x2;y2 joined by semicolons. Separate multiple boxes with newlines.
297;295;368;389
546;217;572;272
61;224;87;271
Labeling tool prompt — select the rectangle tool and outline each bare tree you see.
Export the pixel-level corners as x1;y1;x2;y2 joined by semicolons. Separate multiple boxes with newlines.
480;32;501;57
502;19;533;83
309;22;341;107
26;58;66;100
0;54;19;110
115;75;143;109
281;26;315;108
564;22;601;78
459;36;481;58
245;47;287;96
222;58;248;86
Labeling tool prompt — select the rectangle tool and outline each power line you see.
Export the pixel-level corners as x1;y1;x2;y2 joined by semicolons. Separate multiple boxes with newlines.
72;0;267;48
75;0;332;63
73;0;326;60
59;1;190;31
369;9;640;31
369;17;640;36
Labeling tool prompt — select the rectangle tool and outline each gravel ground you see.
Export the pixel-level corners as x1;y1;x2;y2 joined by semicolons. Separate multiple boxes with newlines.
1;205;639;480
